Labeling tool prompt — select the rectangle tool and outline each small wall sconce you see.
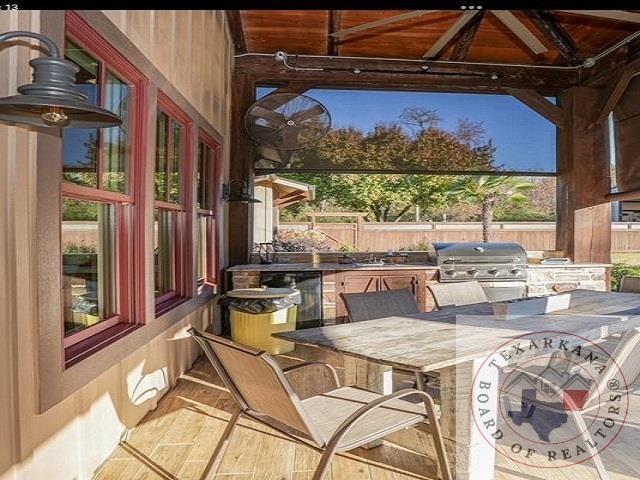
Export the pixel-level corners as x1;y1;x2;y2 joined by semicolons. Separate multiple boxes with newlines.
0;30;122;129
222;179;261;204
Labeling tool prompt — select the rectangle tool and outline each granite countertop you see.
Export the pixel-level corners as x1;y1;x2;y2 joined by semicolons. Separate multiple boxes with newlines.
227;262;612;272
527;263;612;268
227;262;440;272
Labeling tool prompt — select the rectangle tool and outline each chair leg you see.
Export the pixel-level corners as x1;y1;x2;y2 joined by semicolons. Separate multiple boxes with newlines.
420;394;453;480
202;410;241;480
311;446;338;480
569;411;610;480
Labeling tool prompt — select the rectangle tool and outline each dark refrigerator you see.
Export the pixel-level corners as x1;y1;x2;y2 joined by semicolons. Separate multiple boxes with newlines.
259;271;323;329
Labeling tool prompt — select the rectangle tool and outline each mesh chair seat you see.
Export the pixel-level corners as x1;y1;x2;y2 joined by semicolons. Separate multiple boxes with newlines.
302;386;426;450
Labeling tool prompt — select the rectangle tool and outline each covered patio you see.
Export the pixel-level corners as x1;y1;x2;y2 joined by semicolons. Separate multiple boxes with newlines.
3;8;640;480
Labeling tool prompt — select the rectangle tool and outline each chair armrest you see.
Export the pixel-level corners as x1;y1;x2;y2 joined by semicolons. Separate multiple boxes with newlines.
283;361;341;389
326;388;438;450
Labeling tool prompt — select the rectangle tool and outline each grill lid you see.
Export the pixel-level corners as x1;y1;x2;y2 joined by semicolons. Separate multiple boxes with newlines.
433;242;527;264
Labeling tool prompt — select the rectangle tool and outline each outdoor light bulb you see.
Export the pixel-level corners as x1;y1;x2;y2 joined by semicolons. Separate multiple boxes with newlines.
41;106;69;127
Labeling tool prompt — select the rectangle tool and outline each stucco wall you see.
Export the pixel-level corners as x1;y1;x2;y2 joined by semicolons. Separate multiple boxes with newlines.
0;10;232;480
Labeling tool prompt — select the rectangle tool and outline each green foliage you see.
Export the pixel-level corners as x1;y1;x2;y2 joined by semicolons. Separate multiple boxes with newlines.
268;230;334;253
63;242;97;254
611;263;640;291
62;198;98;221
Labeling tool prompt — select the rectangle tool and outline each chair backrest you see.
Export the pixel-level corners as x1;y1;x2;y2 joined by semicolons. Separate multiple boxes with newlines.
620;276;640;293
341;288;420;322
583;327;640;409
188;328;323;444
428;281;489;309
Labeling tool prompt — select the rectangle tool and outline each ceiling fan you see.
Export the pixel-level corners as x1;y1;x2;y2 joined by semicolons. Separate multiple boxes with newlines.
330;10;640;60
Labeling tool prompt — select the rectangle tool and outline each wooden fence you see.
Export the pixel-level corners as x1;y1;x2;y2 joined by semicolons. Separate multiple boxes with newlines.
279;222;640;252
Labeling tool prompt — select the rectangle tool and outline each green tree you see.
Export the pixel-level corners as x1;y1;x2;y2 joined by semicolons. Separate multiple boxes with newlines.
447;176;535;241
279;108;497;221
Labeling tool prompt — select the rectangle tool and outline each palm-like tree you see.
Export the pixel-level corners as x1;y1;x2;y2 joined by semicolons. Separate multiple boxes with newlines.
447;176;535;242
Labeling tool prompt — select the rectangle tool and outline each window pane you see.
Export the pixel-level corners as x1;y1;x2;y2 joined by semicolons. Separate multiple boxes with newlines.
155;112;170;200
63;40;100;188
169;120;183;204
196;215;207;281
154;209;176;297
62;198;118;337
197;142;206;209
102;71;130;193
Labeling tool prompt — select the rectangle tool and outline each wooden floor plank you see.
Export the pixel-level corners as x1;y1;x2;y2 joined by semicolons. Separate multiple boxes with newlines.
93;355;640;480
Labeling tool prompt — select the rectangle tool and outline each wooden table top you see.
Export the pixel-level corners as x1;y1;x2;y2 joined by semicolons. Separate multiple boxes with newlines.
274;290;640;372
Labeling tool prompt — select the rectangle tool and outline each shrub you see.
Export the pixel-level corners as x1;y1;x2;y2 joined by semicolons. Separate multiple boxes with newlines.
63;242;97;254
611;262;640;291
253;230;334;253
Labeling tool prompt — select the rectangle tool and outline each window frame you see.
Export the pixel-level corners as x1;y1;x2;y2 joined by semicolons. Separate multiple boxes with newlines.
154;91;195;315
196;131;222;288
62;12;149;360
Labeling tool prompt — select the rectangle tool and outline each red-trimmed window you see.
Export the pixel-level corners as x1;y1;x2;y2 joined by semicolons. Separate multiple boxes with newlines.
154;93;193;314
196;132;221;288
61;12;147;362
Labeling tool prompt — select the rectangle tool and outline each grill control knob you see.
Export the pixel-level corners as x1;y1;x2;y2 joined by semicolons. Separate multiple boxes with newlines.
511;268;522;275
488;268;499;276
467;268;478;276
444;269;456;277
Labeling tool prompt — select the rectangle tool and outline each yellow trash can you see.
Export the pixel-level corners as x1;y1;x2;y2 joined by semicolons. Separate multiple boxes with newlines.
226;287;298;355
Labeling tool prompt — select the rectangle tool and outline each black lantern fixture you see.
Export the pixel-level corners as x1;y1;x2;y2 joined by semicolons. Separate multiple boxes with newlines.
0;31;122;129
222;180;261;204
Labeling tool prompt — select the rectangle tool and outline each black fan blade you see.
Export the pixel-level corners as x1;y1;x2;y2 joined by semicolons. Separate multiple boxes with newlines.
289;105;326;124
251;106;287;127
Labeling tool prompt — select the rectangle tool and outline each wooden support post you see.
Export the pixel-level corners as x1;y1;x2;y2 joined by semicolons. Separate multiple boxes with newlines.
556;87;611;264
226;11;247;54
228;73;256;266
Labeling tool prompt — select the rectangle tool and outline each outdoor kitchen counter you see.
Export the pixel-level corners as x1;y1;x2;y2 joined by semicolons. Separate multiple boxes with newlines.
226;263;439;272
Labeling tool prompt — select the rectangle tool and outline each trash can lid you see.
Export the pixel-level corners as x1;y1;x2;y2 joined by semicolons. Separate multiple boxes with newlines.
225;287;298;299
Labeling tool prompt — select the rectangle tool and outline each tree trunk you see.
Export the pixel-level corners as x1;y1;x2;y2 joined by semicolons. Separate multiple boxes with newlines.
392;204;414;222
482;197;494;242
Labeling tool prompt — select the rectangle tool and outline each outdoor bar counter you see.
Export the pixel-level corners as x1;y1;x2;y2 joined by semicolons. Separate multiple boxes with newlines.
227;261;611;324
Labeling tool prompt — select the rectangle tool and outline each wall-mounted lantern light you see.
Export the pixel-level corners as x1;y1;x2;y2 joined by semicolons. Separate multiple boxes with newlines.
222;179;261;204
0;30;122;129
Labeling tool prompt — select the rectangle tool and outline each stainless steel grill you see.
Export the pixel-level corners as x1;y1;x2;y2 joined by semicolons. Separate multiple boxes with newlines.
433;242;528;283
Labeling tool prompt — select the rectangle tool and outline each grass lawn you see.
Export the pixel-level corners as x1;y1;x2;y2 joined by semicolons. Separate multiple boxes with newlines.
612;252;640;265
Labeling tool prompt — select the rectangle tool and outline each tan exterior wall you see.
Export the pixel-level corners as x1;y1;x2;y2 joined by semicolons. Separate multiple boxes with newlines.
0;10;232;480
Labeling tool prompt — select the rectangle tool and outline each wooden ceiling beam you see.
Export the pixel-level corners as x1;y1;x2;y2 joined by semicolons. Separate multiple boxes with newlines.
507;88;566;128
330;10;437;39
493;10;548;55
451;11;484;61
238;55;579;93
556;10;640;24
226;10;247;54
526;10;581;65
423;11;480;59
328;10;341;56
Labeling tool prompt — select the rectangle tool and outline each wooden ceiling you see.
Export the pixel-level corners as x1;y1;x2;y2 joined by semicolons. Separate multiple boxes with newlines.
236;10;640;66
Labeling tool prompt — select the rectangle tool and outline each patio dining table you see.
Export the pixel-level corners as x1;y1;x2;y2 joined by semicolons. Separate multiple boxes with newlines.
274;289;640;480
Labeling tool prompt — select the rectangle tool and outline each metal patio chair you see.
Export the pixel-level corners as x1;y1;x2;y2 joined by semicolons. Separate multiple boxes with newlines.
501;327;640;480
427;281;490;309
341;288;420;322
188;328;453;480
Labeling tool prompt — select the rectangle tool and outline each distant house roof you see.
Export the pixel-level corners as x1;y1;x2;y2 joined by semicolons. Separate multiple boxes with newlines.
254;174;315;209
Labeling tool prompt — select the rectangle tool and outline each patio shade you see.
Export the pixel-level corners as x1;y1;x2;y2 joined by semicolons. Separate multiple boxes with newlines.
613;75;640;193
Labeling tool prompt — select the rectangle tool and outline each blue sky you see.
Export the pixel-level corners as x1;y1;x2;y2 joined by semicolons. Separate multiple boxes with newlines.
258;87;556;173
